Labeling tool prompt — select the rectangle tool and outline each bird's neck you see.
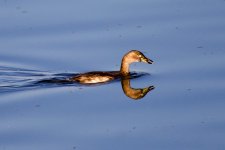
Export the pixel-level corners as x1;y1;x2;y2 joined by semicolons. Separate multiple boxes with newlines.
120;57;130;76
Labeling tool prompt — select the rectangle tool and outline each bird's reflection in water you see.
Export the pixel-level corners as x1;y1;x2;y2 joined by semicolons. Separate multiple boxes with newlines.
121;78;154;100
35;73;155;100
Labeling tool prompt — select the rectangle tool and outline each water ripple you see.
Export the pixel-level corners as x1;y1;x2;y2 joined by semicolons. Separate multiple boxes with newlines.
0;66;148;94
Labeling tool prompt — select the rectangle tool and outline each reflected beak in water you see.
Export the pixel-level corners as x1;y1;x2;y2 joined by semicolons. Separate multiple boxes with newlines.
142;86;155;94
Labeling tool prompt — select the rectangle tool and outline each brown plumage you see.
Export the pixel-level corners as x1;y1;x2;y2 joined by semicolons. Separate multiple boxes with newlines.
70;50;153;84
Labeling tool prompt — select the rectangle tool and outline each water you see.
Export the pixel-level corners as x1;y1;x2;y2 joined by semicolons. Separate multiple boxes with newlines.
1;0;225;149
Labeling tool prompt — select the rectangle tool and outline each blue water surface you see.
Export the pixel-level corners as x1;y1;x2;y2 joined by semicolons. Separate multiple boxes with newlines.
0;0;225;149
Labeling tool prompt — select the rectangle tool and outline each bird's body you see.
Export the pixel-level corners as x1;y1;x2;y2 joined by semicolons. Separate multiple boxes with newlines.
70;50;153;84
71;71;120;84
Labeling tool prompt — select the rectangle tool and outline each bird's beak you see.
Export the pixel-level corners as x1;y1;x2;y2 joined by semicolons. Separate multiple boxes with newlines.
141;57;153;64
147;58;154;64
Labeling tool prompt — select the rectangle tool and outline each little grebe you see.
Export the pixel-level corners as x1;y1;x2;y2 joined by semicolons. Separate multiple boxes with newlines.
70;50;153;84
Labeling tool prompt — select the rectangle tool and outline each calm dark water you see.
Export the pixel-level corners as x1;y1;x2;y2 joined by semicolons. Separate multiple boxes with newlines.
1;0;225;149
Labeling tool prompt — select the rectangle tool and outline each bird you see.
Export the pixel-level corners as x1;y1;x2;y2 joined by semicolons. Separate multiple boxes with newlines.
70;50;153;84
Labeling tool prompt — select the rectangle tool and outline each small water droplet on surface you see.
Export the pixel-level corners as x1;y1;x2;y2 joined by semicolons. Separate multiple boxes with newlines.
35;104;40;108
136;25;142;28
21;10;28;14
